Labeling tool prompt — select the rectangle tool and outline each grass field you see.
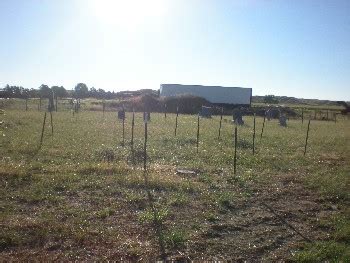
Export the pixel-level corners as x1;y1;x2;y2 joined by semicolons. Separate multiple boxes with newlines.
1;105;349;261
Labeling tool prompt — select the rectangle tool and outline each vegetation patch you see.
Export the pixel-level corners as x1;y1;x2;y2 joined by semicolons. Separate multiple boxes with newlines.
0;107;349;261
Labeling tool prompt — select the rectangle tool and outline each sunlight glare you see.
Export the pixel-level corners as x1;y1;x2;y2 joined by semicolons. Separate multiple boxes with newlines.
88;0;167;31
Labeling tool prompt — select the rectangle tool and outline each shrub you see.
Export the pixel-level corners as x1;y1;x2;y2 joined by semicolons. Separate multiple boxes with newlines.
161;95;212;114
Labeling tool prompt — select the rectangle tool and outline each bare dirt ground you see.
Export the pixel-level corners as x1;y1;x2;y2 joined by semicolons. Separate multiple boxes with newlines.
172;172;338;262
0;170;341;261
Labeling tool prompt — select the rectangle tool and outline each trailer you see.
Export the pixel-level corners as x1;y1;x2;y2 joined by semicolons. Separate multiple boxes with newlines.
160;84;252;106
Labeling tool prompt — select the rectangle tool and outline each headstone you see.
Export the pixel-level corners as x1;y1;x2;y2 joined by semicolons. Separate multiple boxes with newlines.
143;112;150;123
72;99;78;113
48;96;55;112
233;109;244;125
118;110;125;120
266;109;272;121
279;114;287;127
200;106;212;118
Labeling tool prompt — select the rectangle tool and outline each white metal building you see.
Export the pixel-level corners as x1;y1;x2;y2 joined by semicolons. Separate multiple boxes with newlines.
160;84;252;105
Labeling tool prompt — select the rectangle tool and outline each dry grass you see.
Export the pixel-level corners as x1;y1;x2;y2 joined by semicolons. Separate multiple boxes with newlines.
0;106;349;261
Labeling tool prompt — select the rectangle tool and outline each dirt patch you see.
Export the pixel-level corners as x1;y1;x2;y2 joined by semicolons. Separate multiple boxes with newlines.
170;172;339;261
0;171;341;261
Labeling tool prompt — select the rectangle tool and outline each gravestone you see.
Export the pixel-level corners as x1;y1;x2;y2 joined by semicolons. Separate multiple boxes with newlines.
72;99;79;113
266;109;272;121
279;114;287;127
200;106;212;118
233;109;244;125
143;112;151;123
48;96;55;112
118;110;125;120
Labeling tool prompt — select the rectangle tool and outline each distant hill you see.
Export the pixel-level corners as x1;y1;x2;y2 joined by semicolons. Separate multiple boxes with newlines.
252;95;344;107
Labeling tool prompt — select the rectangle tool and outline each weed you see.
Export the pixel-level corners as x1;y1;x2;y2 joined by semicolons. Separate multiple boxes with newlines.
94;147;116;162
168;192;189;206
199;173;213;184
204;212;219;222
125;190;147;209
95;207;115;219
216;191;235;209
164;228;188;249
237;138;253;149
138;207;168;224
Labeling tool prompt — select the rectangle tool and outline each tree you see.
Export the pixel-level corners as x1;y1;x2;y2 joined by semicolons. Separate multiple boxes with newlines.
21;88;30;99
89;86;97;97
264;95;279;104
74;83;89;98
97;88;106;99
39;84;52;98
51;86;68;98
3;84;15;98
3;85;23;98
29;88;40;98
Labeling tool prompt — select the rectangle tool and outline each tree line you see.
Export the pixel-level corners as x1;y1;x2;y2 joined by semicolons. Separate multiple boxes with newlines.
0;83;117;99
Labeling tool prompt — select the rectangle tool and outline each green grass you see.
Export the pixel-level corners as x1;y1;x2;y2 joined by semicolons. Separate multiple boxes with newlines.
164;228;188;249
0;105;349;260
293;241;350;262
293;209;350;262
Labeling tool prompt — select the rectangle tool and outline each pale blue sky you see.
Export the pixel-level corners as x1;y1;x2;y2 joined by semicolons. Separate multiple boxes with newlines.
0;0;349;100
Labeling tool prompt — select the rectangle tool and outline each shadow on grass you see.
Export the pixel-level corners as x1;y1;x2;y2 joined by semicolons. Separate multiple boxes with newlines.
142;170;166;259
